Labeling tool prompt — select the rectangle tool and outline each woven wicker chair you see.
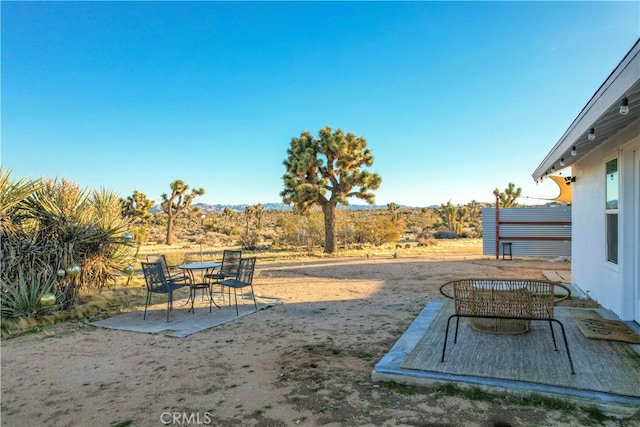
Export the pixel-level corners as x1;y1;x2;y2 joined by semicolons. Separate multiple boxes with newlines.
439;279;574;374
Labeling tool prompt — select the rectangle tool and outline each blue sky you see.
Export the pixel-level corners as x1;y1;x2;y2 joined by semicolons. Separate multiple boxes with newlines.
2;2;639;207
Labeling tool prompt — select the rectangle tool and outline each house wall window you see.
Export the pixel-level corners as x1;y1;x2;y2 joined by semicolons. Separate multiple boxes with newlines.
605;158;618;264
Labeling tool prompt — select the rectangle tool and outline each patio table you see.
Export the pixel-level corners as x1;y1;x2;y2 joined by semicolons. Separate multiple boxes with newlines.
178;262;221;312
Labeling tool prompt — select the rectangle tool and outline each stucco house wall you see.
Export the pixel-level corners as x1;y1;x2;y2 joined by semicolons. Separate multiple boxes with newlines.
571;128;639;318
533;39;639;322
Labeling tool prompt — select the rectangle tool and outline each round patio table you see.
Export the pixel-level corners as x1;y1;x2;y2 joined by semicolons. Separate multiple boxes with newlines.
178;262;221;312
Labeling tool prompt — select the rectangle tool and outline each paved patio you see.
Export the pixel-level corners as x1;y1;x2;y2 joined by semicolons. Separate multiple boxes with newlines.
372;300;640;413
91;292;281;337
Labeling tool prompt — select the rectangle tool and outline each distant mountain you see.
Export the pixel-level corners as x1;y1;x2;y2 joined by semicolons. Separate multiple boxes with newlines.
150;202;427;213
149;200;555;214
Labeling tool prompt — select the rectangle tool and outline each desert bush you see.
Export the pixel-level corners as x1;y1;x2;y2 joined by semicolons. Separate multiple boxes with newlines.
275;212;323;249
203;223;220;233
239;232;259;250
433;230;460;239
163;252;188;267
0;170;136;318
0;268;57;318
417;236;437;247
353;216;404;246
131;226;149;244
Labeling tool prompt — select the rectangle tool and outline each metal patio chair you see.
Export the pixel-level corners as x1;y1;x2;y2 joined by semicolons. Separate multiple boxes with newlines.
141;261;189;322
147;254;189;284
204;250;242;304
212;257;257;315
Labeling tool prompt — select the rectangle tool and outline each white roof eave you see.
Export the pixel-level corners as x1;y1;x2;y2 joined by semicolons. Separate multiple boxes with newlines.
533;39;640;181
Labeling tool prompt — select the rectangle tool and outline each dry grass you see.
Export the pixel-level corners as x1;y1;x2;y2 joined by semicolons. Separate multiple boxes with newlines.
135;238;484;265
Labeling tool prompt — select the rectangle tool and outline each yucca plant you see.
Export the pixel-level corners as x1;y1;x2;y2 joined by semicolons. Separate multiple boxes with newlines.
1;169;136;318
0;166;42;239
0;268;57;318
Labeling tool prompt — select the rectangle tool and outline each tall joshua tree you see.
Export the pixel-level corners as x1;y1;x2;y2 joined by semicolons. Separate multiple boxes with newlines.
281;126;382;254
161;180;205;245
493;182;522;208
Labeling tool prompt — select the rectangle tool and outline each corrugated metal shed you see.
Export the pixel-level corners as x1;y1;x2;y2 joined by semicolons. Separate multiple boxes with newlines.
482;206;571;258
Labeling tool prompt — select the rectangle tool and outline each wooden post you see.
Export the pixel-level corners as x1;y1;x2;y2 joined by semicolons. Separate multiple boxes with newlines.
495;194;500;259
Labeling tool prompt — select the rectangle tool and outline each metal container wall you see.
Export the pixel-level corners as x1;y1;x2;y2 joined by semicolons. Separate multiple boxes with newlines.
482;206;572;258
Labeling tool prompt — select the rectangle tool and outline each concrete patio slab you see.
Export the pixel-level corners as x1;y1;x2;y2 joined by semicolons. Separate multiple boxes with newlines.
91;293;281;338
372;300;640;413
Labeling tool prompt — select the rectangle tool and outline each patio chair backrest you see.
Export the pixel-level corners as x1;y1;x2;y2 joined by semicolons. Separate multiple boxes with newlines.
220;250;242;277
235;257;256;285
146;254;172;277
141;261;169;292
441;279;570;320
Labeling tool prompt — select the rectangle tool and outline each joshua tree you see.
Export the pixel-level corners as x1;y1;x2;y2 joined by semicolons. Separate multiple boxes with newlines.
161;180;205;245
387;202;401;222
243;205;255;234
222;206;233;235
121;190;154;226
253;203;266;230
493;182;522;208
438;201;459;232
281;126;382;254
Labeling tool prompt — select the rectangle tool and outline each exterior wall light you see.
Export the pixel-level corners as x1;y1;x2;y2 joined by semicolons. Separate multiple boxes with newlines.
620;97;629;115
560;157;565;166
588;128;595;140
570;146;577;156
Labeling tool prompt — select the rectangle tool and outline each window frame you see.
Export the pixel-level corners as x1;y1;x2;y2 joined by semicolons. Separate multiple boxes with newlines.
605;158;619;265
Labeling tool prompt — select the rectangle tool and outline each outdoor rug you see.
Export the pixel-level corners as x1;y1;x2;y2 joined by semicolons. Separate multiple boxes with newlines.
573;316;640;344
400;301;640;398
91;293;281;338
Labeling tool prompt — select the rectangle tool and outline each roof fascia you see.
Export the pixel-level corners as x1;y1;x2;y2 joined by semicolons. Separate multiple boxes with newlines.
533;39;640;181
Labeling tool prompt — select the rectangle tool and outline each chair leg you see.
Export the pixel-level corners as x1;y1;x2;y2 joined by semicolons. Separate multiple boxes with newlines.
166;292;171;322
249;284;257;310
441;315;457;362
552;319;575;374
233;288;239;316
189;286;196;314
453;316;461;343
143;292;151;320
547;319;559;350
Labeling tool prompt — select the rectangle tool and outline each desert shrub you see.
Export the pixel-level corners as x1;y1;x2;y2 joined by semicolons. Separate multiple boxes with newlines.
0;169;136;317
239;232;259;250
354;216;404;246
131;226;149;244
0;268;57;318
417;236;437;247
198;233;218;246
274;212;323;249
203;223;220;232
433;230;460;239
163;252;187;267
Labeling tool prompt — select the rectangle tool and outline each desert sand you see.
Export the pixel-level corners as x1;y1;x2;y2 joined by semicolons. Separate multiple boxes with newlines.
1;255;612;426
